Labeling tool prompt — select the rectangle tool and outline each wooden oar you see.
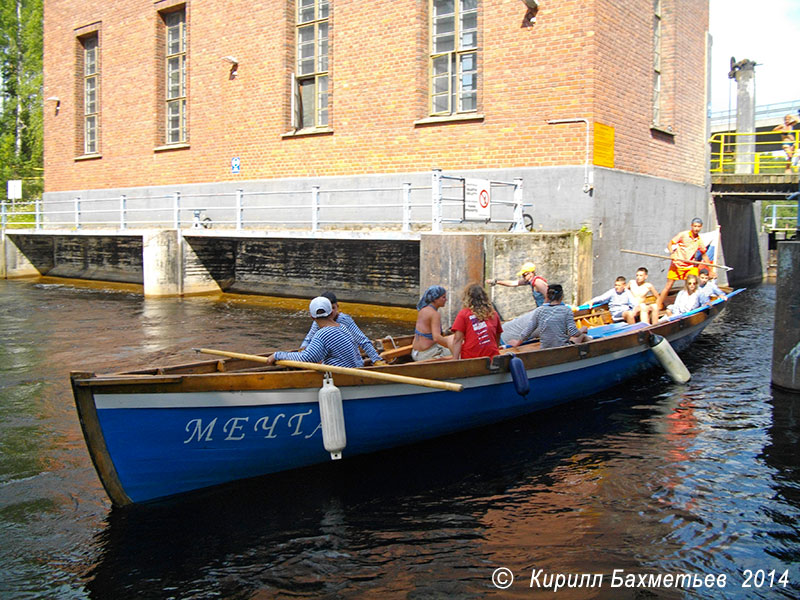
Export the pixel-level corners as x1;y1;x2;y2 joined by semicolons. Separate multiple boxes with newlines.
620;249;732;271
380;344;413;360
193;348;463;392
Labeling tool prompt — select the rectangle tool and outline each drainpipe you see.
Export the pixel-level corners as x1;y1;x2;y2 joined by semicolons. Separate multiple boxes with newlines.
546;118;593;194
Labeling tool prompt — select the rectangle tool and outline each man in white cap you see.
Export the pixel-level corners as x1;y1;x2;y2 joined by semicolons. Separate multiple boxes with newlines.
486;261;548;307
300;291;386;366
266;297;363;368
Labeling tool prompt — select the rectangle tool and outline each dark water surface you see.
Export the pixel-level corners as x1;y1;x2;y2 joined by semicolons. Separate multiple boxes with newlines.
1;279;798;599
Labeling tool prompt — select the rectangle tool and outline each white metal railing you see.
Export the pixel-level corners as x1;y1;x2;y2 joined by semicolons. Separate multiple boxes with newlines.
1;171;530;235
763;202;799;232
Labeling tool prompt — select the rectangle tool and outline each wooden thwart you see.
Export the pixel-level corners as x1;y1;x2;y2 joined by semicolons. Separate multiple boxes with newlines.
194;348;463;392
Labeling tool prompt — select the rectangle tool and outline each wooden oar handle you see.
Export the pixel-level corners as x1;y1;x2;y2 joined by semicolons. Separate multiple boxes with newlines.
194;348;463;392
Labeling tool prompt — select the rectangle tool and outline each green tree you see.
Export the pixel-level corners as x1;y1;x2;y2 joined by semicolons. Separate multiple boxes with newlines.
0;0;43;205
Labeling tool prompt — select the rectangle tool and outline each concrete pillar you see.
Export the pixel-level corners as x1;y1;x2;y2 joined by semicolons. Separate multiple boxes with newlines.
419;233;486;327
142;230;182;297
1;233;44;278
182;237;224;296
772;241;800;392
731;59;757;175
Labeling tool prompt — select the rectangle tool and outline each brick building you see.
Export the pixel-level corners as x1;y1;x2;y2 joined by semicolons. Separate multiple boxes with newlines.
42;0;712;293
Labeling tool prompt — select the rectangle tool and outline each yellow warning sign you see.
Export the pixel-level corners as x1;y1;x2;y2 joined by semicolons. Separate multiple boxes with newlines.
593;123;615;168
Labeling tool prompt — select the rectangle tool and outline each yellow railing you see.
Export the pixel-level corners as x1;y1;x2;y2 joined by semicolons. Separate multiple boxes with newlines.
710;130;799;174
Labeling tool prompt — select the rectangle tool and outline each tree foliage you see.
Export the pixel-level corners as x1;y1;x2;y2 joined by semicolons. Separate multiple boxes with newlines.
0;0;43;203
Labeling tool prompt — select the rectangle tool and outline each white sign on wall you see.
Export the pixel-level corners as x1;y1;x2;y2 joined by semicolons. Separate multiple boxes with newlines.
464;178;491;221
7;179;22;200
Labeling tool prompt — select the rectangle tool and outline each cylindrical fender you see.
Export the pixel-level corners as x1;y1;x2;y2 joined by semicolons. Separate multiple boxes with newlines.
508;354;530;396
649;334;691;384
318;374;347;459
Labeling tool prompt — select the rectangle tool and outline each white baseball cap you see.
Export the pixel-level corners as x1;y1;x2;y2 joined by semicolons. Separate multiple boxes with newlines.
309;296;333;318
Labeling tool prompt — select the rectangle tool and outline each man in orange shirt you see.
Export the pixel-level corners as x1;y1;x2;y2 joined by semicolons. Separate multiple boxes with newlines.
657;218;711;311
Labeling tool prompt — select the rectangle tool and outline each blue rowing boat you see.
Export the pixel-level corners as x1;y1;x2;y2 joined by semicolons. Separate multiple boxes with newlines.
71;291;740;506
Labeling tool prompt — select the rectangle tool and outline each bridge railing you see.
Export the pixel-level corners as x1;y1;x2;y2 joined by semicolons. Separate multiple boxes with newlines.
710;130;799;174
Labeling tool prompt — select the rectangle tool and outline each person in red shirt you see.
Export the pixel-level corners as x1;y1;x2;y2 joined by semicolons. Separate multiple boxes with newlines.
657;218;711;311
451;283;503;360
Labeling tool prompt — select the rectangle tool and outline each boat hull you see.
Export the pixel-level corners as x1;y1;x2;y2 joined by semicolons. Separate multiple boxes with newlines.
71;296;734;506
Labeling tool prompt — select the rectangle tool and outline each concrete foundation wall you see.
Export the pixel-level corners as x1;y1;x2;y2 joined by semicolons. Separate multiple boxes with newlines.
2;230;595;317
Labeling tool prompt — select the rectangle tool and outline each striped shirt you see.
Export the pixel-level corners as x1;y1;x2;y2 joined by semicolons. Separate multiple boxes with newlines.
277;325;364;368
516;303;580;349
301;312;381;363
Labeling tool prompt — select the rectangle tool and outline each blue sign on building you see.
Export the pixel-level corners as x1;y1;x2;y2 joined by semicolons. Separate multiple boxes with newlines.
231;157;241;174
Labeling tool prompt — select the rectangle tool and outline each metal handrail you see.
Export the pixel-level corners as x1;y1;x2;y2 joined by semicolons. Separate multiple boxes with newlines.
763;203;799;232
710;130;799;174
1;171;529;234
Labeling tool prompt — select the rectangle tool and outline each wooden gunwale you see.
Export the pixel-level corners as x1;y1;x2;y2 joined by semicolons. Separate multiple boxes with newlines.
68;308;715;398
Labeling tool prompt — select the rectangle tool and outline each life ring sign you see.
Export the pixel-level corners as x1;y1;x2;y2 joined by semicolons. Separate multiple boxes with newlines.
465;178;491;221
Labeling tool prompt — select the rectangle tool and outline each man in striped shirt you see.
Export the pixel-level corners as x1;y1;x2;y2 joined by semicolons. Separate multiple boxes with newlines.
300;291;386;365
506;285;591;350
266;297;363;368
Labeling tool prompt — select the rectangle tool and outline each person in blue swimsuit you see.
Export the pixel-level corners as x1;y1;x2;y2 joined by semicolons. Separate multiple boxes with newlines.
411;285;453;361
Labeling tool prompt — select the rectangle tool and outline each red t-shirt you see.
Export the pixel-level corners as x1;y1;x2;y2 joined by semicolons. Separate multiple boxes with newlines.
452;308;503;359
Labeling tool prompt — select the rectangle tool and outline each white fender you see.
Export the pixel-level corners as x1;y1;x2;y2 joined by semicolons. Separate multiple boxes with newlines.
318;374;346;459
649;334;691;383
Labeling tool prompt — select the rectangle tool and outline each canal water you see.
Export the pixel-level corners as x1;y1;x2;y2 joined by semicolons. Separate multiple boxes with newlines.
0;278;797;599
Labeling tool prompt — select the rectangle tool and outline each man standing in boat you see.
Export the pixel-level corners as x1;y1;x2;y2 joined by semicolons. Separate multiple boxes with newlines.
486;261;548;307
265;297;363;368
657;218;711;312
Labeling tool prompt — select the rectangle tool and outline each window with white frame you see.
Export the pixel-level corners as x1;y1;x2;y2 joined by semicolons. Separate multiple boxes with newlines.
430;0;478;116
165;9;187;144
83;34;99;154
294;0;329;129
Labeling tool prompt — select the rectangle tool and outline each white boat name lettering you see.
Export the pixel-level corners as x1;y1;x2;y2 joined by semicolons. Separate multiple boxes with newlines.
183;411;320;443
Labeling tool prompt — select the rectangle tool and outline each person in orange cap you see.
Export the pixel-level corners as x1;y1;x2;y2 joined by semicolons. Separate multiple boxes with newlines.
486;261;548;307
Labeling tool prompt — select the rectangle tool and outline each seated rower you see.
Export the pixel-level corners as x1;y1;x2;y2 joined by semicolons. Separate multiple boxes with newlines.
499;308;538;346
661;274;701;319
627;267;660;325
451;283;503;360
589;276;638;324
265;297;363;368
412;286;454;361
696;268;727;305
301;291;386;366
507;284;591;350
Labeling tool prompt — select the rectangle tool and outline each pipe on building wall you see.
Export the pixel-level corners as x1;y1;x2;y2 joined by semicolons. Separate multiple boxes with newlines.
546;118;593;194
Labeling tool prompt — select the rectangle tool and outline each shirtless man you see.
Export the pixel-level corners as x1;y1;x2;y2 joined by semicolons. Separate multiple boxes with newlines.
411;285;453;361
657;218;711;311
628;267;660;324
774;113;799;173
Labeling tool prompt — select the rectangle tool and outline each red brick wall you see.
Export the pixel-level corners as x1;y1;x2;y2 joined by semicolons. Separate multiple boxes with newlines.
43;0;709;192
593;0;709;182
